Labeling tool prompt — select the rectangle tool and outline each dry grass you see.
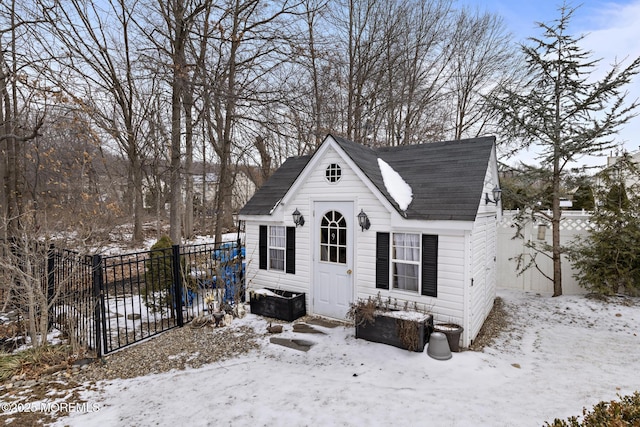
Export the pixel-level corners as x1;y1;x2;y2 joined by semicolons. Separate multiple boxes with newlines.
0;345;72;381
468;297;511;351
396;318;421;352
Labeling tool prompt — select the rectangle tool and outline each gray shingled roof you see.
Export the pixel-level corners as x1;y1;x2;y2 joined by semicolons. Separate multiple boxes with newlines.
239;155;312;216
240;135;496;221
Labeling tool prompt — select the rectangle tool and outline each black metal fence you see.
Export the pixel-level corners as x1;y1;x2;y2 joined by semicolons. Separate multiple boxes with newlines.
3;239;245;357
96;240;245;355
48;248;98;352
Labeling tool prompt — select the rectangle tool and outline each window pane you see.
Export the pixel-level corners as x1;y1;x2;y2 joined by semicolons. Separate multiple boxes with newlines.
339;247;346;264
329;228;337;244
270;226;285;248
270;248;284;271
321;245;328;261
339;228;346;245
393;233;419;261
321;228;328;244
393;263;418;291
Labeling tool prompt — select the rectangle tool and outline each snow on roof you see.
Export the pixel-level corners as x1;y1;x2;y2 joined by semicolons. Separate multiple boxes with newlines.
377;158;413;211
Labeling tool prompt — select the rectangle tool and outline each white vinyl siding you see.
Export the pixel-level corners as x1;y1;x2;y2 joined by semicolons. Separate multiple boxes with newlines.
468;213;497;346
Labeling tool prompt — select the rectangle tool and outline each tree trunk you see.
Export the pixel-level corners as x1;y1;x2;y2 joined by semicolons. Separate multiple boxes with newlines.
213;150;234;242
169;84;183;244
183;87;194;239
552;51;563;297
169;1;188;244
132;153;144;242
552;159;563;296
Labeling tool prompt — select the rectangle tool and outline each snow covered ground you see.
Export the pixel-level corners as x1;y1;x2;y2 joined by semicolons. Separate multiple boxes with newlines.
54;289;639;427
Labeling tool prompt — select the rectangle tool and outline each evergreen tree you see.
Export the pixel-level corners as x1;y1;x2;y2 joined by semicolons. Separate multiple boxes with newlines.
489;3;640;296
569;154;640;295
143;235;175;313
605;182;629;212
572;182;595;211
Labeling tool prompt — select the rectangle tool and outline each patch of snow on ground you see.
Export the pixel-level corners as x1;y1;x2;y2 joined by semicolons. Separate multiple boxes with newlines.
54;289;640;427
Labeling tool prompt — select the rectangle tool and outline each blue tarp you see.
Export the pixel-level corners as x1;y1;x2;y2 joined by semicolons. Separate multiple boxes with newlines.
195;242;245;304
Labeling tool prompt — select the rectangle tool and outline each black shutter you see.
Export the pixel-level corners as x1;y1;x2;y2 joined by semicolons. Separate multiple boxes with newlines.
286;226;295;274
259;225;267;270
376;232;390;289
422;234;438;297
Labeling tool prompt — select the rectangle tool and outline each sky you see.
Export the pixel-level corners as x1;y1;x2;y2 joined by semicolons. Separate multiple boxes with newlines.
461;0;640;170
47;289;639;427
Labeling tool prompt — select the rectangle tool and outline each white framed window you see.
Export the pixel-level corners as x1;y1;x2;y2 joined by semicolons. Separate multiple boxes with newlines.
325;163;342;183
391;233;420;292
320;211;347;264
269;226;286;271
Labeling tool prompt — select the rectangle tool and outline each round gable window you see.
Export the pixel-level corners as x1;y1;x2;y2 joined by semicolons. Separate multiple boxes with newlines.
325;163;342;183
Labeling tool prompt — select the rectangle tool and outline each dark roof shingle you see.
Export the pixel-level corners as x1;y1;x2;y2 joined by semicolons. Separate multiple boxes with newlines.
239;155;311;216
240;135;495;221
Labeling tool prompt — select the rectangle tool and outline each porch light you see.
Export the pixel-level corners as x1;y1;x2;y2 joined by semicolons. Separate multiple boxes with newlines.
292;208;305;227
357;209;371;231
485;186;502;205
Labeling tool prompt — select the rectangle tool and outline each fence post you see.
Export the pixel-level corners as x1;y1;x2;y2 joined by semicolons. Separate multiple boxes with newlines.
172;245;184;327
47;245;55;329
92;254;104;358
237;236;245;302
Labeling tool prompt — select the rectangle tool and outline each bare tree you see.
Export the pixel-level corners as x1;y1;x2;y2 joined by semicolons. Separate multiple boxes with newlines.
38;0;154;242
380;0;455;145
327;0;459;146
134;0;208;243
193;0;304;241
0;0;46;239
449;8;518;140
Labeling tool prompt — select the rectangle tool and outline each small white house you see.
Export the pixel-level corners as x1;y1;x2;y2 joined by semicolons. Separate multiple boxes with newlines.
239;134;501;348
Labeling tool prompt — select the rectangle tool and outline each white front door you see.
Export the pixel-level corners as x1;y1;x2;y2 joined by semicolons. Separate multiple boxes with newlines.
313;201;354;319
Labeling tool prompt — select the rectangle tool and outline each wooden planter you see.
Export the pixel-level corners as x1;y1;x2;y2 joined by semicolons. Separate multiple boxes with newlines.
249;288;306;322
355;311;434;352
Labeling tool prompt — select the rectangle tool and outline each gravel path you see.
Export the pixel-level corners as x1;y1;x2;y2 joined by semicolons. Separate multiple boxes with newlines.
75;322;262;382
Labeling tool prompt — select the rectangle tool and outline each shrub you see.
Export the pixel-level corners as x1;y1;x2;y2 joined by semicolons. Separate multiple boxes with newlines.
572;182;595;211
544;392;640;426
143;235;175;313
568;154;640;296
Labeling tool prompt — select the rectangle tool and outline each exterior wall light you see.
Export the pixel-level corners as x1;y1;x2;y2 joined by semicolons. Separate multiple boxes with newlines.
485;186;502;205
292;208;305;227
357;209;371;231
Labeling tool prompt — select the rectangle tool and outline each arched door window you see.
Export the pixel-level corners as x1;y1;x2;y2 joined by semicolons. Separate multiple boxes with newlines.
320;211;347;264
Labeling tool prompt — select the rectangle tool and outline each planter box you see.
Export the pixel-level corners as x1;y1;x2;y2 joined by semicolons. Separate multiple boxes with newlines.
434;323;463;352
355;311;434;352
249;288;306;321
